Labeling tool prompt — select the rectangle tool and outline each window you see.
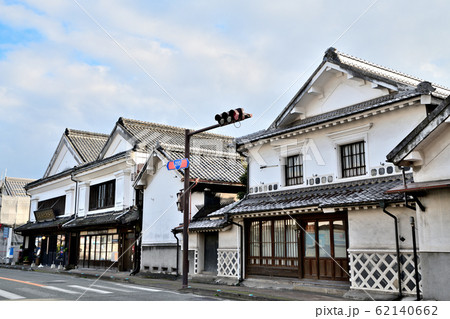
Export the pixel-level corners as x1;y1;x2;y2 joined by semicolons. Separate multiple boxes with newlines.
37;196;66;216
89;180;115;210
285;155;303;186
341;141;366;178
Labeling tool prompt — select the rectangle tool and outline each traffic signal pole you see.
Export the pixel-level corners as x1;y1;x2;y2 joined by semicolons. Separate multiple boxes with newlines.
181;110;251;289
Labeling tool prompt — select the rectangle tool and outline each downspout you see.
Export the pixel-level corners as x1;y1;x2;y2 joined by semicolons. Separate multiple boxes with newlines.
380;201;403;299
69;172;79;267
224;213;243;282
172;230;180;278
410;216;421;301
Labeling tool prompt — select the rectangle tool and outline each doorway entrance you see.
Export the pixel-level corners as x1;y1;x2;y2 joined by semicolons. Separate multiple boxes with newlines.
301;218;349;280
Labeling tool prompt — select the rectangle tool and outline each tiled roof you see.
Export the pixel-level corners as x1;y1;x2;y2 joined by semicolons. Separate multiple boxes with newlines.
65;129;109;163
119;117;236;153
336;49;450;98
188;218;229;232
237;90;421;145
209;174;412;217
158;144;245;184
14;216;72;233
387;94;450;165
1;177;35;197
62;208;139;229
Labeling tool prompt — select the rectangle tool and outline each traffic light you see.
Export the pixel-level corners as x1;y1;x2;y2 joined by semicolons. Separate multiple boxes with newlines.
214;108;252;126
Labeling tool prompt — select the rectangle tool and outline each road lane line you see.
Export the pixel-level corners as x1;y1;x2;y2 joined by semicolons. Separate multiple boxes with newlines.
0;276;45;287
0;289;26;300
92;284;133;293
114;283;161;292
68;285;113;294
44;286;82;295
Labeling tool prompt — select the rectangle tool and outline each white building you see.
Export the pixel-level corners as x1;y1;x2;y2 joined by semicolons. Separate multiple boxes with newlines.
387;94;450;300
191;48;450;298
16;118;244;274
0;176;34;263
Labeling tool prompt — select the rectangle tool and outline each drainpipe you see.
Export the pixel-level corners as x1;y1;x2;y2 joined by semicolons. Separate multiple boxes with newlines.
70;172;79;219
224;213;243;282
172;230;180;278
410;216;421;301
380;201;403;299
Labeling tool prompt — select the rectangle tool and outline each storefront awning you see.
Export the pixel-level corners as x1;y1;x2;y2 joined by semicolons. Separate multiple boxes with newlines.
14;216;73;234
62;208;140;229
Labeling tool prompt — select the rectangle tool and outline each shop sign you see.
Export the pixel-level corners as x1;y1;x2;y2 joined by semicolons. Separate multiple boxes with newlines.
34;209;55;222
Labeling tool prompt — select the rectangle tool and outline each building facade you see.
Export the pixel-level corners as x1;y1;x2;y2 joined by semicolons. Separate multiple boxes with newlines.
0;176;34;263
387;94;450;300
16;118;244;274
190;48;450;297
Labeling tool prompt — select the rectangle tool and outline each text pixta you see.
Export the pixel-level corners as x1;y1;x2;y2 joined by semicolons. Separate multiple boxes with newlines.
316;306;359;318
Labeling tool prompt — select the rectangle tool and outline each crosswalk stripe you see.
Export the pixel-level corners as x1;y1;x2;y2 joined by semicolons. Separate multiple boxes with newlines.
68;285;113;294
92;284;133;293
114;283;161;292
0;289;25;300
44;286;82;295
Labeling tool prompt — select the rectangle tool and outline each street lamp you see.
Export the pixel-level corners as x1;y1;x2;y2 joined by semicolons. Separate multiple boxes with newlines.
181;108;251;288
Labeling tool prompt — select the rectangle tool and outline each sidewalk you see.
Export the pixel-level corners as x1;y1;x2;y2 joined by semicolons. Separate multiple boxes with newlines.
0;264;388;301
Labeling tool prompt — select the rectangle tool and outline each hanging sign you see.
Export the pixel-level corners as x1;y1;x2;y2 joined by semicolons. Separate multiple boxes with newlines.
167;158;189;170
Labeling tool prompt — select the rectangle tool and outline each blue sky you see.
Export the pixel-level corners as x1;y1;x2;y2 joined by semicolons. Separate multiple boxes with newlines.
2;0;450;180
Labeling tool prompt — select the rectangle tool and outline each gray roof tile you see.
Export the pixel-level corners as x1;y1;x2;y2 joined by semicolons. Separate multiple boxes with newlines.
209;174;411;217
65;129;109;163
1;177;35;197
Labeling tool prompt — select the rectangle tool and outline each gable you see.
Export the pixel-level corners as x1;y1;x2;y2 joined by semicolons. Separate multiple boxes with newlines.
101;127;134;159
277;61;398;128
44;136;82;178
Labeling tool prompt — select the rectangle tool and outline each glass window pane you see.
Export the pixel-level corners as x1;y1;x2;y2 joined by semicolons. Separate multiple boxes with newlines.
318;221;331;257
261;221;272;257
79;236;85;261
333;221;347;258
274;220;285;257
304;222;316;257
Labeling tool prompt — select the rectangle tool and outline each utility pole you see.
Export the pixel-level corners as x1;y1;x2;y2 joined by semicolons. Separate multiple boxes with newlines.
181;108;251;288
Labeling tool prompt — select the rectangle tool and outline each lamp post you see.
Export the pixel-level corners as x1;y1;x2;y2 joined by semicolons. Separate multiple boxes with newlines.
181;108;251;288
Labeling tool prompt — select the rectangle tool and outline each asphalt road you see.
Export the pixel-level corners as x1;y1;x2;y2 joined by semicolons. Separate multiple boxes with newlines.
0;268;220;301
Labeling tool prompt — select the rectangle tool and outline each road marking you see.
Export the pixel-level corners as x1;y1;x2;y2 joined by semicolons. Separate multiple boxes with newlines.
0;276;45;287
114;283;161;292
68;285;113;294
0;288;26;300
92;284;133;293
44;286;82;295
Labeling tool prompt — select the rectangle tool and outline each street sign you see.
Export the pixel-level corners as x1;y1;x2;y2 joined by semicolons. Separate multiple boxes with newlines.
167;158;189;170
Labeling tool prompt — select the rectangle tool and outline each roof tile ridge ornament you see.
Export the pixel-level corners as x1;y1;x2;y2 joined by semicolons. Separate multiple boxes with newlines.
323;47;341;64
65;128;109;138
416;81;436;95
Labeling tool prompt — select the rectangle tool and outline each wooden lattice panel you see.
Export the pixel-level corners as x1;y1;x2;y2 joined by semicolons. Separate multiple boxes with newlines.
349;250;422;295
217;249;240;277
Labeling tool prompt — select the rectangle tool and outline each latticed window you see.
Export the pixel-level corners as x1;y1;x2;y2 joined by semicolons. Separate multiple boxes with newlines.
341;141;366;178
285;155;303;186
248;219;298;268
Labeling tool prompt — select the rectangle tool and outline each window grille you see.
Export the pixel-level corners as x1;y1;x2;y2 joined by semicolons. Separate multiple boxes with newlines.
285;155;304;186
341;141;366;178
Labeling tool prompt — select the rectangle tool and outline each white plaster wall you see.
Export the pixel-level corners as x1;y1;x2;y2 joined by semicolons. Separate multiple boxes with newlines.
302;71;388;118
248;104;426;189
348;207;416;250
103;134;133;158
48;145;78;176
218;224;239;249
414;125;450;182
141;166;183;245
416;189;450;252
